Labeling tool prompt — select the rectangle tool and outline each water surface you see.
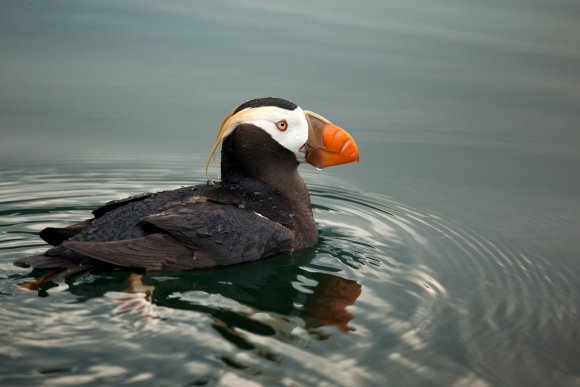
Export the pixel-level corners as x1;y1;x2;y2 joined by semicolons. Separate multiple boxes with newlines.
1;0;580;386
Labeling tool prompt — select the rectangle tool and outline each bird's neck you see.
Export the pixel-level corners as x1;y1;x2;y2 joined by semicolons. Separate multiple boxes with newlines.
220;126;318;249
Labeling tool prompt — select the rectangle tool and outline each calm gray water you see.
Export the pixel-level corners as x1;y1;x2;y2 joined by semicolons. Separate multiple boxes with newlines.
1;1;580;386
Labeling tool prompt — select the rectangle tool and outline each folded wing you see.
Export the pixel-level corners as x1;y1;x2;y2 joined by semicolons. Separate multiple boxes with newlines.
63;200;294;271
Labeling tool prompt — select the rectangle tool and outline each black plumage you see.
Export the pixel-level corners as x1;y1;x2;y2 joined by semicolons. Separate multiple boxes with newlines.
233;97;297;114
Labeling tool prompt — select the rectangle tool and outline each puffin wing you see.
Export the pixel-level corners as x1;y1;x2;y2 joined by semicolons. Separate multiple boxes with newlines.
141;200;295;266
62;200;294;271
63;234;216;271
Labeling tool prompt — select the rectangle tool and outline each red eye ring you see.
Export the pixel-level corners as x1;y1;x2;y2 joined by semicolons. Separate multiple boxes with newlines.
275;119;288;132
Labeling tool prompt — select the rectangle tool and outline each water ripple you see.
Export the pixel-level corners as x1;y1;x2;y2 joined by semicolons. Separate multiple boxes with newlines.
0;161;578;386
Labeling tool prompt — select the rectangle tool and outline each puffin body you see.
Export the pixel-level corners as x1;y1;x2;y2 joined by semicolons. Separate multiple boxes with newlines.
14;98;359;276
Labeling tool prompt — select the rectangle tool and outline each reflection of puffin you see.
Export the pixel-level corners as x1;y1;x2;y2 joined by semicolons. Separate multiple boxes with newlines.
66;252;362;335
15;98;359;276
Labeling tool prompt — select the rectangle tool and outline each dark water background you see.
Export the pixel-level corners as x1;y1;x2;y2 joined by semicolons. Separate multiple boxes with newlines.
1;1;580;386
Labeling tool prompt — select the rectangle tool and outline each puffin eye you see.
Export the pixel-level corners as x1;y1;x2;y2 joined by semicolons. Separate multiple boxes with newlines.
275;119;288;132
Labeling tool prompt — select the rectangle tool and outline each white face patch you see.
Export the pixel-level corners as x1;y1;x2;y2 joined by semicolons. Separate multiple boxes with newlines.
206;104;311;174
244;106;309;162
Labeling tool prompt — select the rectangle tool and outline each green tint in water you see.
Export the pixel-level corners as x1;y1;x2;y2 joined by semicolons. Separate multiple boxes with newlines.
1;0;580;385
1;159;578;386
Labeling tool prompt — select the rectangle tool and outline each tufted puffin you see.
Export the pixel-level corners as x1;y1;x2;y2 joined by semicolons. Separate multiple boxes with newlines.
14;97;359;277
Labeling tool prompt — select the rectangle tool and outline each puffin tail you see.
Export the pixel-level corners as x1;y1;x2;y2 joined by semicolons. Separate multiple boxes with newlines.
13;254;74;270
38;219;93;246
14;254;100;288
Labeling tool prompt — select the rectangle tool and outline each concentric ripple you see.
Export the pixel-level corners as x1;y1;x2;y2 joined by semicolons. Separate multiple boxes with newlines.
0;159;578;386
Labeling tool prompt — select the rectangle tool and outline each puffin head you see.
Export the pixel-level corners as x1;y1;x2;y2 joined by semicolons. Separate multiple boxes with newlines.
206;97;359;177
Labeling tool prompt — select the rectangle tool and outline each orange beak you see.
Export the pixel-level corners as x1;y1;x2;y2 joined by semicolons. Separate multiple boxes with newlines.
303;111;359;168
